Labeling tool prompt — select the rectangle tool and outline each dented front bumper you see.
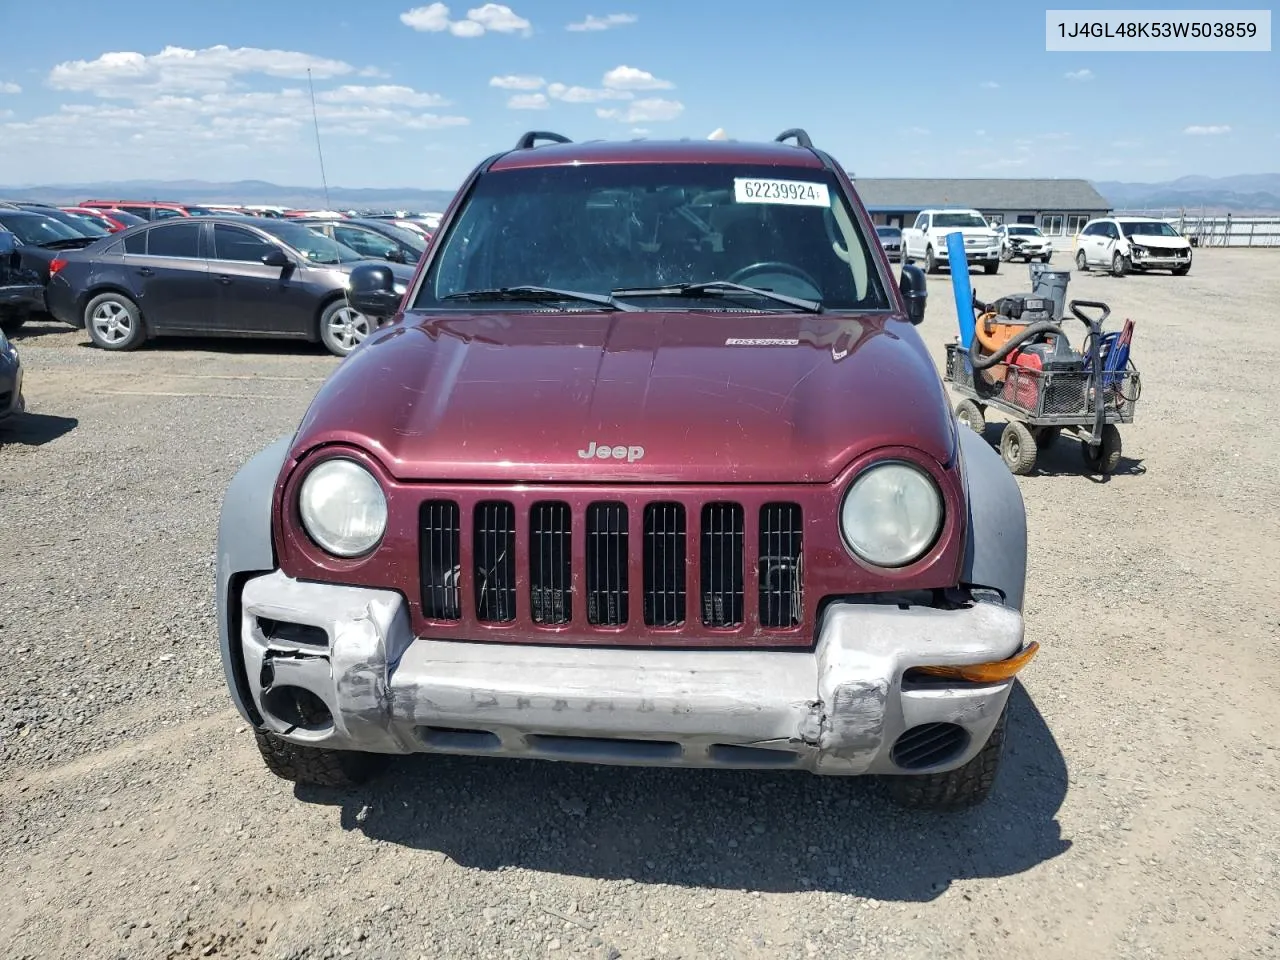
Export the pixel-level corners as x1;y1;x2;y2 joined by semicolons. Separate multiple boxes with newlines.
233;571;1026;776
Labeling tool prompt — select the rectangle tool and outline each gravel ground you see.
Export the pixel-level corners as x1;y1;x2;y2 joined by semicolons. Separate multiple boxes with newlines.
1;249;1278;960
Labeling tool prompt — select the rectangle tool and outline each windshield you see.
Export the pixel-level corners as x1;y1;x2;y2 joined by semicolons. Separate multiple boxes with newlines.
0;211;85;245
257;220;367;264
876;226;901;238
43;209;110;236
933;212;988;229
1120;220;1179;238
1007;226;1042;236
416;163;890;311
361;221;426;255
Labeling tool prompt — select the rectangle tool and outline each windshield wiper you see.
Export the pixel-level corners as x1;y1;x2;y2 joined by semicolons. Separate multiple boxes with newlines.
611;280;822;313
443;286;637;311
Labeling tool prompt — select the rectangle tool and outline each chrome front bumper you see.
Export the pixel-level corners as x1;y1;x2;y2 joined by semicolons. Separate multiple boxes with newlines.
235;571;1026;776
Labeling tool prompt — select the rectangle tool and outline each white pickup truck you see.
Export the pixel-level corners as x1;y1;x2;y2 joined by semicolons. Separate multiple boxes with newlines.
901;209;1001;275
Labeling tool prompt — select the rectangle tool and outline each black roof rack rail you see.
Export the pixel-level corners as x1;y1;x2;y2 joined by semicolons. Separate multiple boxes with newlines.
514;131;572;150
774;128;814;149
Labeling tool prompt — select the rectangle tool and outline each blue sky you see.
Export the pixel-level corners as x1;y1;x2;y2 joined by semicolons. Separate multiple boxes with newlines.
0;0;1274;188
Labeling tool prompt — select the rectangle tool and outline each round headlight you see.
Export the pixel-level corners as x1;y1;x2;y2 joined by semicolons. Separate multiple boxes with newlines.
840;461;943;568
298;459;387;557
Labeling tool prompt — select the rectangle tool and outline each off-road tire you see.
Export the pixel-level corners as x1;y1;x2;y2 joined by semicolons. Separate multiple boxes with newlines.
1111;252;1131;277
1000;420;1038;475
886;706;1008;810
955;399;986;436
253;729;386;788
0;315;25;336
84;292;145;351
924;246;938;274
1075;250;1089;272
1081;423;1123;474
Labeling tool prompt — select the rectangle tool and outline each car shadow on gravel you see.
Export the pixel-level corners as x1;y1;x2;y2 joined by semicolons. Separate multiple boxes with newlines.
300;683;1069;901
6;320;74;341
85;337;337;358
0;411;78;446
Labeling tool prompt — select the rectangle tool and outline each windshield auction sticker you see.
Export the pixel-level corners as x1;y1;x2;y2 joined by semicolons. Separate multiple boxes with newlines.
734;178;830;207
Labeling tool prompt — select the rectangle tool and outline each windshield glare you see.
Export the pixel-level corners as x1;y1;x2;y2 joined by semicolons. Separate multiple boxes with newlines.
258;220;367;264
416;163;890;311
1120;221;1179;238
933;212;988;228
0;213;85;245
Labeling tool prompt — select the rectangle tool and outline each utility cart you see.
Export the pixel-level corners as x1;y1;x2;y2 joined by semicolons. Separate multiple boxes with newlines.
945;298;1142;475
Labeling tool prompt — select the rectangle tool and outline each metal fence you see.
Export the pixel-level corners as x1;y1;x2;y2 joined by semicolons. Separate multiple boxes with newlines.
1111;211;1280;248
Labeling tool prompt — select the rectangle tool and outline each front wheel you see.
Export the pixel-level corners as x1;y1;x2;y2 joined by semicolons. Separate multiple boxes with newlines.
84;292;145;351
955;399;986;436
253;729;386;788
924;246;939;274
984;260;1000;275
1173;263;1191;276
1040;255;1051;263
886;705;1008;810
1111;252;1131;277
1000;420;1038;475
1081;423;1122;474
1075;250;1089;272
319;299;374;357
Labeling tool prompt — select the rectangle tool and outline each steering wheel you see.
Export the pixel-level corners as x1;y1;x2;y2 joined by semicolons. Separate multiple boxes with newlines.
727;260;822;292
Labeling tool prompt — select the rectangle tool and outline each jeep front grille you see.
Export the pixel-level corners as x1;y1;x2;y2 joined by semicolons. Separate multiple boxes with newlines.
417;497;806;639
474;500;517;623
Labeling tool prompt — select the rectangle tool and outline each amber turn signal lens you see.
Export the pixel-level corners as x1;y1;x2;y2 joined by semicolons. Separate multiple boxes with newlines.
913;641;1040;683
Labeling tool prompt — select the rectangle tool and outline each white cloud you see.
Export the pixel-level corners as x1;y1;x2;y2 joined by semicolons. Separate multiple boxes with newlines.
567;13;637;31
507;92;548;109
489;74;545;90
319;84;450;107
400;2;532;37
601;65;673;90
596;97;683;123
630;127;649;135
980;81;999;89
0;82;21;94
1184;124;1230;135
1064;68;1094;81
48;45;356;98
358;66;391;78
546;82;632;102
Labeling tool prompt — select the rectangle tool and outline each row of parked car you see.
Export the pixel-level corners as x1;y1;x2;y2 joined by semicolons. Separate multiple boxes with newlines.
0;199;445;356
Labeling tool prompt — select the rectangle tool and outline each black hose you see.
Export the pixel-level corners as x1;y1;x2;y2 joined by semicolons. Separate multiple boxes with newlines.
967;320;1066;370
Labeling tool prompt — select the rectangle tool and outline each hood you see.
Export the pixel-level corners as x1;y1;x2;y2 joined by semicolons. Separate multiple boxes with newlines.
290;310;957;484
939;226;996;238
1124;234;1189;250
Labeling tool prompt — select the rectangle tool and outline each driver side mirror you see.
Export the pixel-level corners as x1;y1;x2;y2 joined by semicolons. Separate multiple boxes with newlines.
261;247;292;268
347;262;402;319
385;248;407;264
899;263;927;325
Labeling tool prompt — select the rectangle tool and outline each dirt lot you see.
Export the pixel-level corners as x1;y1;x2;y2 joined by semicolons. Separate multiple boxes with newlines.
2;248;1278;960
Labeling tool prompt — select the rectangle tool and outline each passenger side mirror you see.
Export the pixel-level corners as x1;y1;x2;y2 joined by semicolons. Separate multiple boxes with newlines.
899;263;927;324
0;230;14;258
385;248;407;264
347;262;402;319
261;247;292;268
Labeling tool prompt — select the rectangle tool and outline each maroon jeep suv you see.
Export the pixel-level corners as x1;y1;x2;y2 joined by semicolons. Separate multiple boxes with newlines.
216;129;1034;809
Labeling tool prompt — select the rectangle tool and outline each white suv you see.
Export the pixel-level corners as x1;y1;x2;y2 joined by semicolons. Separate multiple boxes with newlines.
995;224;1053;263
901;209;1001;275
1074;216;1193;276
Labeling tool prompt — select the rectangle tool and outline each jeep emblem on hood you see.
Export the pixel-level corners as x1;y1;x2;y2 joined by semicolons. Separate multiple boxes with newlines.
578;441;645;463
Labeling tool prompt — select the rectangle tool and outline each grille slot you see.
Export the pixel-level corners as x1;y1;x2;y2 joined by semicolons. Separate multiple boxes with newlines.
529;501;572;625
474;500;516;623
643;502;687;627
700;502;744;627
891;723;970;770
419;500;461;620
586;502;628;626
758;502;803;628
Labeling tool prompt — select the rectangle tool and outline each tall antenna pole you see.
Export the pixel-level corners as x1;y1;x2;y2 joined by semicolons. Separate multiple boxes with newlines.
306;68;332;209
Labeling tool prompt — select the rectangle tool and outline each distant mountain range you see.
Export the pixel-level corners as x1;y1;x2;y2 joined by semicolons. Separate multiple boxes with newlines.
1093;174;1280;213
2;173;1278;215
0;178;459;213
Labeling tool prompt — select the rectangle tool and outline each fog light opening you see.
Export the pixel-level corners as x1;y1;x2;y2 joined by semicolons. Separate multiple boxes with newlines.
261;684;334;733
890;722;970;771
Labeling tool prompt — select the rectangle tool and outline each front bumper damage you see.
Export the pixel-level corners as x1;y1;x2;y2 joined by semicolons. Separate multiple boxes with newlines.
234;571;1027;777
